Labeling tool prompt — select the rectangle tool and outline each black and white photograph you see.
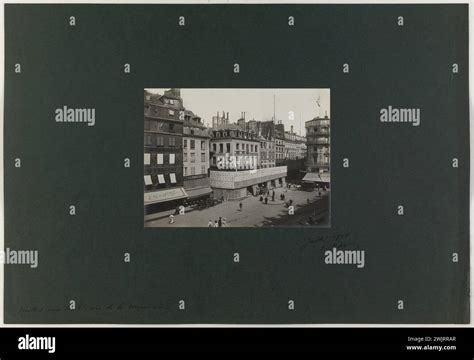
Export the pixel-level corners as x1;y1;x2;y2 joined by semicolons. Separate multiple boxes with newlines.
144;88;331;227
2;0;470;340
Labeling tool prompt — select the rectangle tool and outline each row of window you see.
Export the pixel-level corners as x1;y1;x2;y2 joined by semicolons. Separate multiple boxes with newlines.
183;128;208;137
145;105;178;120
307;127;330;135
184;165;207;176
183;139;206;150
144;168;208;186
144;153;176;165
261;142;275;149
145;119;182;133
212;142;259;154
144;173;177;186
145;148;307;165
308;146;330;154
212;130;257;140
162;98;177;106
183;152;207;163
144;133;179;147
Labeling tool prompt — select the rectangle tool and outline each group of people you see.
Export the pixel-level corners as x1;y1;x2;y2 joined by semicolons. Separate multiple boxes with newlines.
258;189;276;204
208;217;227;227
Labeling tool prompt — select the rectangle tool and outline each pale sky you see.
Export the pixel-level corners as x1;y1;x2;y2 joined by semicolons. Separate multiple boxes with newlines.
145;88;330;136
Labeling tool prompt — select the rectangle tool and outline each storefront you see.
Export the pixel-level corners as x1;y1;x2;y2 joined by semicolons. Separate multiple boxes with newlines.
302;172;330;190
144;187;189;218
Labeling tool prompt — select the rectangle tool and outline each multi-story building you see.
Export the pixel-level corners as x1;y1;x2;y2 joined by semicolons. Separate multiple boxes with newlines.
275;129;285;165
144;89;186;216
210;124;260;169
247;119;258;133
237;115;246;129
258;121;276;168
283;126;306;160
305;115;330;174
209;124;287;199
182;110;212;203
259;136;276;168
298;142;307;159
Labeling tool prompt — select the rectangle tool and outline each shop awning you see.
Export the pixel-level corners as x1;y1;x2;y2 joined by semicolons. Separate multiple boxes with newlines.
302;172;330;183
186;186;213;199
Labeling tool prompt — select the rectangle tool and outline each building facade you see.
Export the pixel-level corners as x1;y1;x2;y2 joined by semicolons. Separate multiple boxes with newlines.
274;130;285;165
257;120;276;169
209;124;286;199
283;126;307;160
144;89;186;215
182;110;212;203
259;136;276;168
209;124;260;169
305;115;331;173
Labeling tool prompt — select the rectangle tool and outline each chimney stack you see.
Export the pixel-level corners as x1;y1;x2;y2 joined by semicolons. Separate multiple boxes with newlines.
227;112;229;120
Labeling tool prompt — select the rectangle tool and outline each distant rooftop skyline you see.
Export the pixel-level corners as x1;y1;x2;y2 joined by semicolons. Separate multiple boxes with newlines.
145;88;330;136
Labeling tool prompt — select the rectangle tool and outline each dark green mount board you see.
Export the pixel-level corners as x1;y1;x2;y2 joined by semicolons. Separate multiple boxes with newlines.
3;4;469;323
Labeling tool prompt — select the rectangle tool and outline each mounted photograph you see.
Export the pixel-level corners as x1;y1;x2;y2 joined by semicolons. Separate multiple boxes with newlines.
144;88;331;227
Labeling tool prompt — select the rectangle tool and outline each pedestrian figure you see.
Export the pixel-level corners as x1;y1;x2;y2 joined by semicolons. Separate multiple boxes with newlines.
218;217;222;227
239;202;243;211
174;206;180;215
259;195;263;202
265;197;268;205
214;220;219;227
282;194;286;201
208;220;213;227
169;215;175;224
222;218;227;227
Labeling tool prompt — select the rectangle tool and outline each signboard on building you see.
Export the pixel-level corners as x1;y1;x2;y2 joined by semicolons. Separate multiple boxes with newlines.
144;187;188;205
